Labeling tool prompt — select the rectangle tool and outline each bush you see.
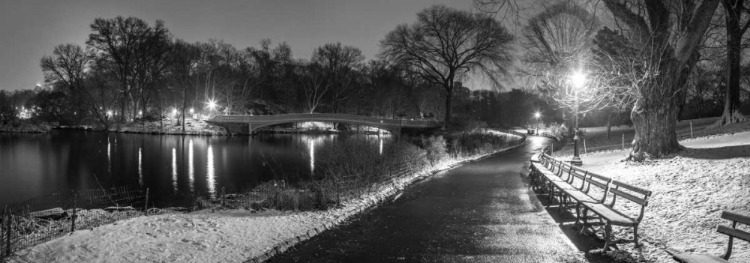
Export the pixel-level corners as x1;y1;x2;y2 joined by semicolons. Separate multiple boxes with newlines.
421;135;447;165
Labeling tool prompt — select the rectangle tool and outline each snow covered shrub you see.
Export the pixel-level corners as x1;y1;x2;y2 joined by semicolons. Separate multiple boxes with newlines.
421;135;447;165
444;130;515;158
317;137;382;182
545;122;567;141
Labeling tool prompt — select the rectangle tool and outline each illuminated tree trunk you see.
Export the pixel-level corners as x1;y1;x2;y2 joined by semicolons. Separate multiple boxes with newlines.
630;96;681;160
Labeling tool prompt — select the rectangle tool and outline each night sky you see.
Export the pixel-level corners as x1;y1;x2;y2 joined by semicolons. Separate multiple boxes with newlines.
0;0;478;91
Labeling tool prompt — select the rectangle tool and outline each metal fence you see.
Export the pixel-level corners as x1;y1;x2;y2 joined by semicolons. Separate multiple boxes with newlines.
1;186;148;261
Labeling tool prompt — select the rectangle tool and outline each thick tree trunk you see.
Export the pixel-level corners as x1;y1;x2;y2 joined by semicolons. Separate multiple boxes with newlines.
719;2;746;125
630;97;681;161
716;0;746;125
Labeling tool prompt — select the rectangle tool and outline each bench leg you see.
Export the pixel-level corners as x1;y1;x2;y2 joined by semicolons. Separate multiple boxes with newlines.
557;193;566;213
579;207;588;235
574;203;581;227
603;223;613;250
633;225;640;248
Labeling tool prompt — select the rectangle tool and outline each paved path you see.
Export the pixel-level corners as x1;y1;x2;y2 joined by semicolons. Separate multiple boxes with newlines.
270;137;587;263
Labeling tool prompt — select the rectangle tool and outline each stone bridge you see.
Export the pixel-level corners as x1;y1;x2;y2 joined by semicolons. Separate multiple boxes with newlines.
206;113;443;135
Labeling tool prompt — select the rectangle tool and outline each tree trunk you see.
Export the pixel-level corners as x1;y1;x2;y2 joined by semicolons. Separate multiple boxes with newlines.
719;1;746;125
182;86;187;133
444;87;453;127
606;111;612;139
629;97;681;161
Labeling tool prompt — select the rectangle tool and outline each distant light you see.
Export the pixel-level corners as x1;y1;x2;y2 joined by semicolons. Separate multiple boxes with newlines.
206;100;217;110
138;110;143;116
172;108;178;116
190;108;195;114
107;110;113;117
534;112;541;119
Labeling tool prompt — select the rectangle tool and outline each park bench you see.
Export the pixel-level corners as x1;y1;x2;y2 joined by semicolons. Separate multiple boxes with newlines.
528;153;652;250
530;155;564;199
579;179;651;249
668;211;750;263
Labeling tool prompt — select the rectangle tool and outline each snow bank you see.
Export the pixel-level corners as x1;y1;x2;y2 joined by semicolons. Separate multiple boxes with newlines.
112;118;227;136
559;131;750;263
0;121;52;133
9;132;525;263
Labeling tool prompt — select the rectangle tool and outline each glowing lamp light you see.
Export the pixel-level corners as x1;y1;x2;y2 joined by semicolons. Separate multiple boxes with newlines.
570;71;587;89
207;100;217;110
106;110;113;117
172;108;178;116
138;110;143;116
190;108;195;114
534;112;541;119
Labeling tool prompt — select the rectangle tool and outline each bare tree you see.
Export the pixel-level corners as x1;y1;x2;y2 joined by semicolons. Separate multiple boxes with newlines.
312;42;365;113
599;0;720;160
296;62;330;113
41;44;112;128
87;16;158;122
521;2;601;130
380;5;514;126
169;39;201;131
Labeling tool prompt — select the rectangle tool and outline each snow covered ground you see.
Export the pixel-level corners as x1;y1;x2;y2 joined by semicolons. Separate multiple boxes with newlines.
555;117;720;156
0;121;52;133
8;134;524;263
555;130;750;263
112;117;228;135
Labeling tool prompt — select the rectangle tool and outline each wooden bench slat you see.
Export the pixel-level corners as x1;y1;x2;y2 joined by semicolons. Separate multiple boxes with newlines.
563;189;597;203
610;188;648;206
570;170;587;179
717;225;750;242
587;179;609;189
587;171;611;182
722;211;750;225
582;202;637;226
612;180;652;196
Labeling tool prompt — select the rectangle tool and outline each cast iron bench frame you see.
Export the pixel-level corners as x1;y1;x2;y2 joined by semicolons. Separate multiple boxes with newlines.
669;211;750;263
529;153;652;250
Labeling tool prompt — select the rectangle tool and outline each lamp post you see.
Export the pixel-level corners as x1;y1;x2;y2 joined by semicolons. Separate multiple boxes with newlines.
570;71;586;166
534;112;541;135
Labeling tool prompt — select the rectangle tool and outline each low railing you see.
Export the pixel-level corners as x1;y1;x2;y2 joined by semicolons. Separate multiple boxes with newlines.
210;113;442;128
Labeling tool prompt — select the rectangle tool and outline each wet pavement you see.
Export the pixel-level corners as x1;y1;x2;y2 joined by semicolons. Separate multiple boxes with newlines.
270;137;590;263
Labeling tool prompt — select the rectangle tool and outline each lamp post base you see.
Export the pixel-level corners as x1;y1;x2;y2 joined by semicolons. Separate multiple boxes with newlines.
570;156;582;166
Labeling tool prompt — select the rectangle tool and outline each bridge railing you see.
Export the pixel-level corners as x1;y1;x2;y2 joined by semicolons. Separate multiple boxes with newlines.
210;113;442;127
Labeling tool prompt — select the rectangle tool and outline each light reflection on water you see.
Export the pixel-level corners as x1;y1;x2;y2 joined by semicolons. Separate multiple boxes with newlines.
138;148;143;186
309;139;315;173
379;136;384;155
207;145;216;199
0;131;394;207
172;148;178;194
188;139;194;192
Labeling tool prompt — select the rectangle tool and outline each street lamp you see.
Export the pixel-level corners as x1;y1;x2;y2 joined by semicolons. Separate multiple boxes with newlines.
534;112;541;135
569;71;586;166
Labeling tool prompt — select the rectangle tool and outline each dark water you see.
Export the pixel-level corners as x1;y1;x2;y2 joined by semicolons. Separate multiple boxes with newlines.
0;130;391;207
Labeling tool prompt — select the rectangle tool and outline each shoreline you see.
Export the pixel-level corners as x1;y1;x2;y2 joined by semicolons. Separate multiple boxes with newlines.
5;132;526;263
1;119;396;136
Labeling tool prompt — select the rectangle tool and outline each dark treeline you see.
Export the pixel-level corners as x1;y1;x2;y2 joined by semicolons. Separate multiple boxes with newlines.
0;9;541;130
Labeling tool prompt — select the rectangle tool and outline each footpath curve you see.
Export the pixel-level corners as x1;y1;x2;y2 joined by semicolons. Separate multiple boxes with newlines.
267;136;585;263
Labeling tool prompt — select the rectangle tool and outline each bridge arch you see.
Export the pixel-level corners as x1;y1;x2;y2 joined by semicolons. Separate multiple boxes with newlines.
207;113;442;135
